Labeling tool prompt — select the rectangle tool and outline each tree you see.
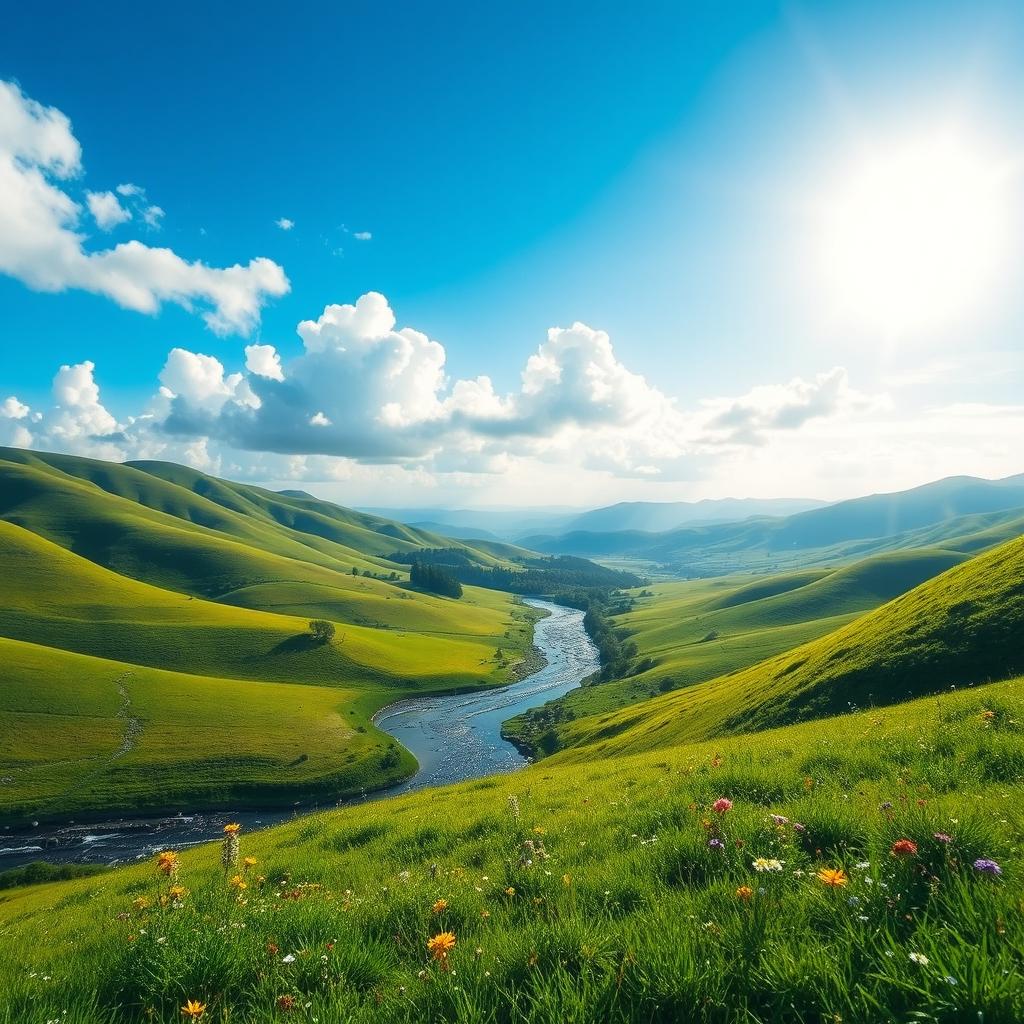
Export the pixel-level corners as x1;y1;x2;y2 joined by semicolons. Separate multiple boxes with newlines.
308;619;336;643
409;561;463;599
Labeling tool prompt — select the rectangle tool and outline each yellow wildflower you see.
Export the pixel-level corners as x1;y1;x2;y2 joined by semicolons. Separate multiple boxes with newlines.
228;874;247;891
181;1000;206;1019
156;851;179;876
816;868;849;888
427;931;457;961
431;898;449;913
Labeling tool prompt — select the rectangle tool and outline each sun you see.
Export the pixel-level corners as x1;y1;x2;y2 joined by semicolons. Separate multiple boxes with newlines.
818;130;1010;334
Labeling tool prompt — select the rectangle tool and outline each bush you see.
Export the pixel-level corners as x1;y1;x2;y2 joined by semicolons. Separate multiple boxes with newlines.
308;619;336;643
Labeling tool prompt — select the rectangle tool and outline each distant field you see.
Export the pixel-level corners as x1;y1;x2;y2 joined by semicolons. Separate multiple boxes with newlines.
505;546;970;753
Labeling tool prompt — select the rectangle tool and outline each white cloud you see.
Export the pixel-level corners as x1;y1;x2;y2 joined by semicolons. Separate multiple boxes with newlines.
696;367;875;446
7;293;923;500
1;396;30;419
86;190;131;230
276;218;294;231
0;395;33;448
353;231;372;241
157;292;834;476
142;204;164;229
0;79;289;335
244;343;284;381
160;348;259;415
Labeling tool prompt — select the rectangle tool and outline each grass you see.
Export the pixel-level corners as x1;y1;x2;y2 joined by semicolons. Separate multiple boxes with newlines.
0;673;1021;1022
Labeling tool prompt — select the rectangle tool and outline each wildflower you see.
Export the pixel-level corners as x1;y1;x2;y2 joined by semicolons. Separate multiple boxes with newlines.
228;874;247;891
890;839;918;858
480;910;491;919
507;795;521;821
282;954;296;964
504;886;516;896
132;896;151;912
933;832;953;844
973;858;1002;876
981;710;996;721
156;851;179;877
752;857;784;872
432;899;449;913
532;825;546;835
909;952;930;965
736;885;753;901
276;995;296;1011
816;868;849;888
427;931;457;962
168;885;188;901
708;838;725;852
243;856;258;869
562;874;572;886
879;801;893;811
792;822;806;833
222;824;241;871
769;814;789;826
712;798;733;814
181;1001;206;1019
803;777;814;789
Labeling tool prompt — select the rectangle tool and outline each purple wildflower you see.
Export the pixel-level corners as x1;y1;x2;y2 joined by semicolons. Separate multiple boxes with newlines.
932;832;953;844
792;822;806;833
708;838;725;851
972;858;1002;876
769;814;789;826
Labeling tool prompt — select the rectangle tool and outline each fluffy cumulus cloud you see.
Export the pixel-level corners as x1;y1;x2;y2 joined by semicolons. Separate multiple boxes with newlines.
244;343;284;381
697;367;874;446
0;80;289;334
149;291;869;480
4;291;897;491
86;190;130;230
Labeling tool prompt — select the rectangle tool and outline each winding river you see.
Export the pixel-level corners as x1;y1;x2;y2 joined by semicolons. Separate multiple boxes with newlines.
0;599;598;871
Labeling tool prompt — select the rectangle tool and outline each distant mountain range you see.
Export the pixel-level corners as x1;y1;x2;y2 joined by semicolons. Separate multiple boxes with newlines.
364;496;828;542
520;472;1024;574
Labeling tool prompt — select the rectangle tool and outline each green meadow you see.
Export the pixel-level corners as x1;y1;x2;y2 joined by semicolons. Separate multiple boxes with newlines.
0;674;1021;1022
1;450;1022;1021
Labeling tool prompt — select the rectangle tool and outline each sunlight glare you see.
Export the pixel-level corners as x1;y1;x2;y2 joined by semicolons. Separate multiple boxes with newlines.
819;131;1009;334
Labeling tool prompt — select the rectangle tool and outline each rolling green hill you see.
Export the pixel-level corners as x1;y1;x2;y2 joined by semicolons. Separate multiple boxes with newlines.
0;449;560;822
504;547;970;753
551;533;1024;760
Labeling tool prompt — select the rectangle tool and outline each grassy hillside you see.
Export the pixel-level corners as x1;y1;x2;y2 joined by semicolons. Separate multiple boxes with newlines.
0;673;1020;1022
504;547;968;754
0;636;412;821
0;449;559;822
552;534;1024;760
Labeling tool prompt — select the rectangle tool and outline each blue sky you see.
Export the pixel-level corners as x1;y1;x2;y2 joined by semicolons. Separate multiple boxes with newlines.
1;1;1022;505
